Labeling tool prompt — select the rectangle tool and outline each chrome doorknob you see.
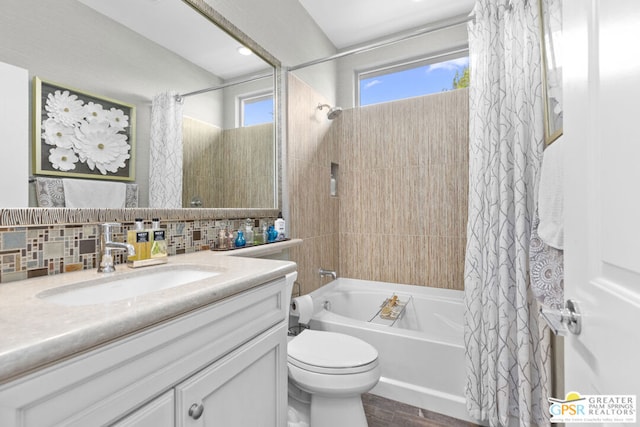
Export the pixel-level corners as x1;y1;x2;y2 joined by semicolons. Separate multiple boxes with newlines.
540;299;582;336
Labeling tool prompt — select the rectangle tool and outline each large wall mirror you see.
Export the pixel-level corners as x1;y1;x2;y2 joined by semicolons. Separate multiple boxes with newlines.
0;0;280;213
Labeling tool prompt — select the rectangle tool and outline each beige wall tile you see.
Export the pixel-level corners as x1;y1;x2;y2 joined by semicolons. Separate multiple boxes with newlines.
288;72;467;293
287;74;341;294
182;118;273;208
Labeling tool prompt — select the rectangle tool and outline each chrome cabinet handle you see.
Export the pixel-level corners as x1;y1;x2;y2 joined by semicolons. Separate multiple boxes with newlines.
188;403;204;420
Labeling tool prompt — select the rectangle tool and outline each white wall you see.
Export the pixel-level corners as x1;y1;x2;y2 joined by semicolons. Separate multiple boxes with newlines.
203;0;336;68
0;61;29;207
285;23;468;111
336;23;469;109
207;0;469;109
204;0;339;104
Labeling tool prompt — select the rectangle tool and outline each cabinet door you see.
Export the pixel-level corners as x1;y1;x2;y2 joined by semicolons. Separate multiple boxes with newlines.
175;325;287;427
111;391;174;427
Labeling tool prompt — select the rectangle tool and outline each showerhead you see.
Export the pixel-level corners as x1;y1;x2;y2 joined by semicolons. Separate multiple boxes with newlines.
327;106;343;120
317;103;343;120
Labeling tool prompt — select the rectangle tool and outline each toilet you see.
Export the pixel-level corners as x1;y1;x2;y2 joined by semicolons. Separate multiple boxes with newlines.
287;329;380;427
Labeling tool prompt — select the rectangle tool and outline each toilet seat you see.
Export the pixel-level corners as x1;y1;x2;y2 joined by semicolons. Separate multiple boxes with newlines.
288;330;378;375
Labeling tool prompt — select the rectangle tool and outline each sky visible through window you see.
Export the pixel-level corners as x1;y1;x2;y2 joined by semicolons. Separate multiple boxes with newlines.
360;56;469;106
243;97;273;127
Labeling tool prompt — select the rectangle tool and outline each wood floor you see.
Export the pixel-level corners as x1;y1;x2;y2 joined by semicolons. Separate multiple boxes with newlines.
363;394;480;427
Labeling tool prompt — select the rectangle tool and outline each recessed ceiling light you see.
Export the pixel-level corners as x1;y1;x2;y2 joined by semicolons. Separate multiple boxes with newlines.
237;46;252;56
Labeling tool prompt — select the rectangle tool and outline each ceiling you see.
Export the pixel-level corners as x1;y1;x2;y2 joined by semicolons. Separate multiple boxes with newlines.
79;0;474;80
299;0;475;49
78;0;269;81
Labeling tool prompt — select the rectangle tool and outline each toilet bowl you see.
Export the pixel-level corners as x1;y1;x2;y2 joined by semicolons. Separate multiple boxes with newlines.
287;329;380;427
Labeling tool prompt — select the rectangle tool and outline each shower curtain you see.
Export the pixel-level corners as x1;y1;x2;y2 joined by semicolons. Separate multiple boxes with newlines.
464;0;550;426
149;92;183;208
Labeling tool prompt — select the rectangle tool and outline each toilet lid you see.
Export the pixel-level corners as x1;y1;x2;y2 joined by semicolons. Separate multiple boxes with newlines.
288;330;378;372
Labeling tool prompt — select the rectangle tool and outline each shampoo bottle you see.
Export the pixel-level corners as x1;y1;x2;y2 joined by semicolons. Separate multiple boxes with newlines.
274;212;286;240
330;173;337;196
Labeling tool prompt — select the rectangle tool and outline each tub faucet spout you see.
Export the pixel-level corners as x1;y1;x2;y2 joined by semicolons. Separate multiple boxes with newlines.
319;268;337;280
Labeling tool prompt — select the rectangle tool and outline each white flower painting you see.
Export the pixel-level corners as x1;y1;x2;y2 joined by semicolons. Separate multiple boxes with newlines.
38;80;134;178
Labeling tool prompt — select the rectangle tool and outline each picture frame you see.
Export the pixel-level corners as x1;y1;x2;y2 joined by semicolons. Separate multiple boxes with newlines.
33;77;136;181
539;0;563;145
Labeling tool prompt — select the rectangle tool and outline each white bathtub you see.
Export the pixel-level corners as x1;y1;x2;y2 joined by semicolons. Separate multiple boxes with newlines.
303;278;476;424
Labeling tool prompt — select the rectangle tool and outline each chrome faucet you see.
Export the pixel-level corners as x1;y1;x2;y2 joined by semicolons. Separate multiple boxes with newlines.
98;222;135;273
319;268;337;280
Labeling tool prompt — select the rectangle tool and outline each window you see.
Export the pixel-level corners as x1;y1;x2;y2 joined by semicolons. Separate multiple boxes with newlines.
358;54;469;107
239;92;273;127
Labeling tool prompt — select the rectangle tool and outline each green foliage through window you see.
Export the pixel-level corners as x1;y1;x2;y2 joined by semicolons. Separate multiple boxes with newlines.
452;67;470;89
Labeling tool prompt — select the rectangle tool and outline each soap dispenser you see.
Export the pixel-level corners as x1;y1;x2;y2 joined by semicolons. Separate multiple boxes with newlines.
150;218;167;258
128;218;149;261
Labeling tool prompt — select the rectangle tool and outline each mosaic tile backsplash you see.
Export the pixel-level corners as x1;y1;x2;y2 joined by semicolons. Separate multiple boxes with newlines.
0;217;275;284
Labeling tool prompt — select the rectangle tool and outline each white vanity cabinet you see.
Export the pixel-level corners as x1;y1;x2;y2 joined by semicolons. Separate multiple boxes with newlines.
175;324;285;426
0;273;294;427
112;391;175;427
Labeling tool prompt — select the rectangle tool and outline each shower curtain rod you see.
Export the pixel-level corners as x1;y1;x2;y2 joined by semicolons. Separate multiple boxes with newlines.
177;12;473;99
176;71;273;100
288;12;474;72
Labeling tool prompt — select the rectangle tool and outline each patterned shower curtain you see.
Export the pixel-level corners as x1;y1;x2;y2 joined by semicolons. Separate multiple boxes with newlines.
149;92;183;208
464;0;550;426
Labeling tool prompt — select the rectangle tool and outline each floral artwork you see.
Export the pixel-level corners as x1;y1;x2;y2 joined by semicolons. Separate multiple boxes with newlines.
33;77;135;181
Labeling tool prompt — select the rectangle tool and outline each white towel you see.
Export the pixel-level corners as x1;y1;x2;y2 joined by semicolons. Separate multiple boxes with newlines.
63;178;127;208
537;138;564;249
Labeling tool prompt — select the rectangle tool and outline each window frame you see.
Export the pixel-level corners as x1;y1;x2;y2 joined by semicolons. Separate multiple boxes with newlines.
238;91;274;128
355;48;469;107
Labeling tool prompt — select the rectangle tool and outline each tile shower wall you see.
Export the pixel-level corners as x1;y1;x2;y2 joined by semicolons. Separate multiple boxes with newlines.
182;118;274;208
339;90;469;289
288;71;468;292
287;74;340;295
0;217;275;284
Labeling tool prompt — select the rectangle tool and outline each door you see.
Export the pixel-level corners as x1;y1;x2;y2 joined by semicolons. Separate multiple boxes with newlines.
563;0;640;423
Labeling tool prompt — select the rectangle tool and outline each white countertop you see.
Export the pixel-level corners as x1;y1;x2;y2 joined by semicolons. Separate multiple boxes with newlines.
225;238;302;258
0;242;300;384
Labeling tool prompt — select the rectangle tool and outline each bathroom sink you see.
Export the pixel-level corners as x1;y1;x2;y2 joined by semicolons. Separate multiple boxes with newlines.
38;266;221;306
